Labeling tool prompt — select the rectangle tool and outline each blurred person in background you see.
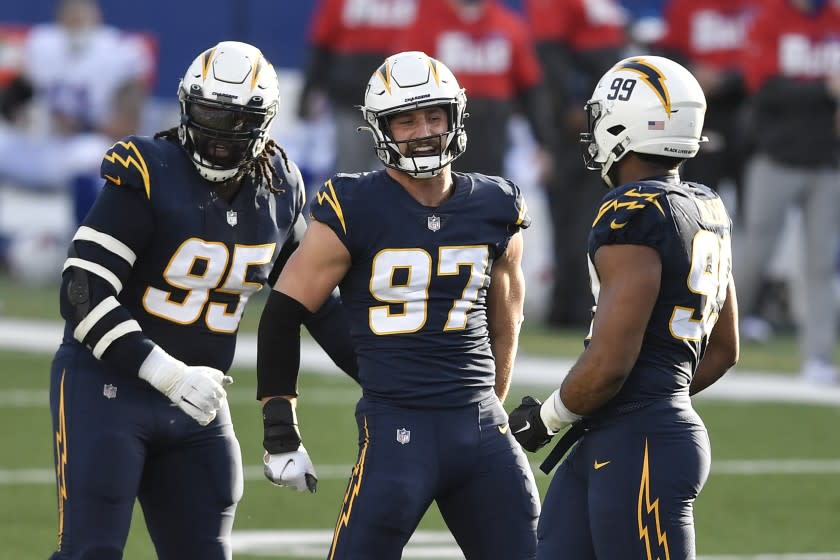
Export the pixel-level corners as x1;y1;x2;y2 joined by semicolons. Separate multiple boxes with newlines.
0;0;154;281
509;55;738;559
257;51;539;559
736;0;840;384
657;0;762;217
616;0;667;53
298;0;419;174
396;0;556;180
523;0;627;328
21;0;153;138
48;41;356;559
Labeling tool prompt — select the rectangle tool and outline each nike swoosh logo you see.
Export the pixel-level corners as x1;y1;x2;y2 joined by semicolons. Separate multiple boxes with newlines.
513;421;530;434
594;460;611;470
497;424;509;434
610;219;627;230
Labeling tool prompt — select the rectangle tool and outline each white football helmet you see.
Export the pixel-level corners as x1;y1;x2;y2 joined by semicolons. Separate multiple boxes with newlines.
580;55;707;187
360;51;467;179
178;41;280;182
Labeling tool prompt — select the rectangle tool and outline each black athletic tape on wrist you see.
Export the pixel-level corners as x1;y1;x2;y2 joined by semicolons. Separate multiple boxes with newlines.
262;397;303;454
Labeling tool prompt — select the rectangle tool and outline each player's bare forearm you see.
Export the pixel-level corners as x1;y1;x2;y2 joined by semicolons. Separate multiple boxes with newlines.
561;245;660;414
490;319;520;402
488;233;525;403
691;280;739;395
488;292;522;402
559;334;632;415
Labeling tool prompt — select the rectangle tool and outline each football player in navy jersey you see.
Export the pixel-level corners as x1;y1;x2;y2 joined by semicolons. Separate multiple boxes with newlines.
256;51;539;559
509;55;740;559
48;41;356;560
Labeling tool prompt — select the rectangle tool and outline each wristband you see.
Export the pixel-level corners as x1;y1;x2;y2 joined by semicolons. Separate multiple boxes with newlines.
540;388;582;434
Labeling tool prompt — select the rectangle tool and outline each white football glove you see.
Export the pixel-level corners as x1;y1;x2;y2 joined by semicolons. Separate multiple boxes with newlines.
263;446;318;493
139;346;233;426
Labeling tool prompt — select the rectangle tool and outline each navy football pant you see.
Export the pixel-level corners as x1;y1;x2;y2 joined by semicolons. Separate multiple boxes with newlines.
48;343;243;560
537;399;711;560
328;395;540;559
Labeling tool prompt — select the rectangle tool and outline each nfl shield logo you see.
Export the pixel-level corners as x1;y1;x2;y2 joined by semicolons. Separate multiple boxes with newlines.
226;210;238;226
427;215;441;232
103;384;117;399
396;428;411;445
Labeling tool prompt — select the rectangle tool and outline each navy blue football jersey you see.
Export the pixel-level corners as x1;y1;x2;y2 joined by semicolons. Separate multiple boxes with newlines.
62;135;304;373
310;170;530;406
587;176;732;406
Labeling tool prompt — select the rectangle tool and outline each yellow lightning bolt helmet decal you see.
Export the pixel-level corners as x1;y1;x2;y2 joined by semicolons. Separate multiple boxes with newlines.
251;55;265;91
638;439;671;560
376;60;392;95
201;47;216;81
427;56;441;86
616;58;672;117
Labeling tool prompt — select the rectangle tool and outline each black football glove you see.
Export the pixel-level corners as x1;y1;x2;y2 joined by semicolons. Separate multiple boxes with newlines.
262;397;317;493
509;396;553;452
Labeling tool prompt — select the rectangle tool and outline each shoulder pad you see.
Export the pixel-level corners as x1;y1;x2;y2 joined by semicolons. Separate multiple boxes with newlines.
100;136;155;199
470;173;531;231
501;177;531;231
590;184;668;250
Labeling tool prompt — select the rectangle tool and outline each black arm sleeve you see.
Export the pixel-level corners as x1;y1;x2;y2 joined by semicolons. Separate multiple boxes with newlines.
256;290;312;399
303;292;359;383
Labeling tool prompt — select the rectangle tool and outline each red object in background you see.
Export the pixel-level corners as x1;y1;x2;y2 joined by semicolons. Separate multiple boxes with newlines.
524;0;626;50
658;0;762;71
396;0;542;100
742;0;840;92
0;25;30;87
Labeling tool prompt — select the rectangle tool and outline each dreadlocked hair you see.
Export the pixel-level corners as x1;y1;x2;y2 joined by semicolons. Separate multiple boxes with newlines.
154;126;291;193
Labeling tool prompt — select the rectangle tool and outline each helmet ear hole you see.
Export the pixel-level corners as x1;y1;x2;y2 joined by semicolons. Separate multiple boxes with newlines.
607;125;625;136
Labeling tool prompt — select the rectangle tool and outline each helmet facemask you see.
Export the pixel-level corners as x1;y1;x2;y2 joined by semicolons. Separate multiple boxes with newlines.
179;92;276;180
366;98;466;179
579;99;630;188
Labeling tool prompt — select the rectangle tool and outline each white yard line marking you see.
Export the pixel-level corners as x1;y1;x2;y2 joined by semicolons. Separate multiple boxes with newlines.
0;387;361;408
4;318;840;404
4;459;840;486
230;530;840;559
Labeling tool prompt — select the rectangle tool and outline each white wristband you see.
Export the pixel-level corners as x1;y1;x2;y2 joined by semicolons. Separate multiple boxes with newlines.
138;346;184;394
540;388;582;434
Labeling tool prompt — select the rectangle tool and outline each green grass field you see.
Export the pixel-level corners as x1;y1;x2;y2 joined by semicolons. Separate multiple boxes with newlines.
1;276;839;558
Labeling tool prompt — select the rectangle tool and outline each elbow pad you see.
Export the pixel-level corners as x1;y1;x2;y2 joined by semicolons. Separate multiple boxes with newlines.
61;265;92;324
